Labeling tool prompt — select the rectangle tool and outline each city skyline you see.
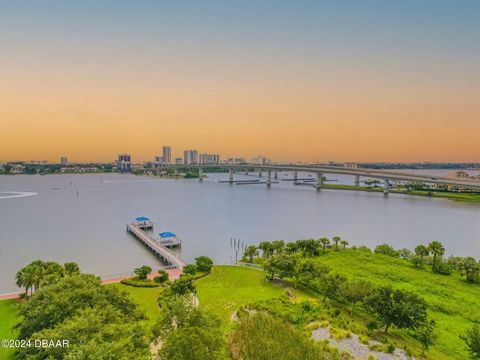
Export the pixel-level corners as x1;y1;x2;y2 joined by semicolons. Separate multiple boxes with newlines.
1;1;479;163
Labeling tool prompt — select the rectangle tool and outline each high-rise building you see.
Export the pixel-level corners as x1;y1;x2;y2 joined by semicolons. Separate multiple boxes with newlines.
183;149;198;165
60;157;68;165
162;146;171;165
117;154;131;172
199;153;220;165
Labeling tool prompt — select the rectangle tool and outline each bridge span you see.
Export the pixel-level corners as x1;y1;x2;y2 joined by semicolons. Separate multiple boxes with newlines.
156;164;480;193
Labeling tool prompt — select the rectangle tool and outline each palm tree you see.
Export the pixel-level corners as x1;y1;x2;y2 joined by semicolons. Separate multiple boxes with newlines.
271;240;285;254
414;245;429;267
319;238;330;254
258;241;274;258
244;245;258;263
15;265;35;298
332;236;341;250
340;240;349;250
427;241;445;272
31;264;45;292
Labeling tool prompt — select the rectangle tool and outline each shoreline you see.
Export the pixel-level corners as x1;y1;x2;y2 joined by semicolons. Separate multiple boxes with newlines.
0;268;182;301
321;183;480;202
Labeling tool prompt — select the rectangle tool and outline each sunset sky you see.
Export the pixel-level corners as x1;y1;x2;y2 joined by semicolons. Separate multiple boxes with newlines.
1;1;479;163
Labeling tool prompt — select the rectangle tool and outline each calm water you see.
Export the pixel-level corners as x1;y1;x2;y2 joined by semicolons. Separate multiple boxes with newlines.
0;171;479;292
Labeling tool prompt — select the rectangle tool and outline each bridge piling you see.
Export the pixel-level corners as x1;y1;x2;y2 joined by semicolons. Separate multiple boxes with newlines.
384;179;390;195
267;170;272;187
355;175;360;186
316;173;323;191
199;168;203;181
229;168;234;183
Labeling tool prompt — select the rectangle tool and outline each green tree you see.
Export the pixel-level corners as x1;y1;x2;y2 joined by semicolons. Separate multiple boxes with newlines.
271;240;285;254
258;241;274;258
428;241;445;272
319;273;346;302
264;254;297;280
17;274;142;339
293;259;330;290
195;256;214;272
374;243;399;257
17;305;151;360
332;236;341;250
340;280;374;316
319;237;330;254
244;245;259;263
414;245;429;267
183;264;197;276
461;257;479;283
364;286;428;335
416;319;436;353
340;240;349;250
295;239;320;257
154;269;169;284
461;324;480;359
156;296;225;360
64;262;80;276
171;275;196;296
285;242;299;254
16;265;35;298
134;265;152;280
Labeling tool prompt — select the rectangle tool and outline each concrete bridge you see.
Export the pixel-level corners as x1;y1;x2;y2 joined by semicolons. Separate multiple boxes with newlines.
157;164;480;194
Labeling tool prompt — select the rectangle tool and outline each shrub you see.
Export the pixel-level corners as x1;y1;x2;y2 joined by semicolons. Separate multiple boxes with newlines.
121;277;159;287
154;269;169;284
182;264;197;276
229;312;325;360
434;261;452;275
374;244;399;257
195;256;214;272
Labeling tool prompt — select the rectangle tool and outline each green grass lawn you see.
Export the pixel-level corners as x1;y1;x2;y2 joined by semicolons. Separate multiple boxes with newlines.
0;300;20;360
108;283;162;327
315;249;479;360
196;265;285;329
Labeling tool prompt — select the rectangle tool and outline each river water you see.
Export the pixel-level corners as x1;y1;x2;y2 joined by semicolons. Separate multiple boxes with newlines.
0;171;479;292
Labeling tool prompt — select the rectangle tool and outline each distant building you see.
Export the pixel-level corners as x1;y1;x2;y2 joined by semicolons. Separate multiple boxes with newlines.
183;149;198;165
162;146;171;165
199;153;220;165
154;146;172;167
117;154;131;172
344;162;359;169
175;158;183;165
226;157;246;165
60;157;68;165
250;156;270;165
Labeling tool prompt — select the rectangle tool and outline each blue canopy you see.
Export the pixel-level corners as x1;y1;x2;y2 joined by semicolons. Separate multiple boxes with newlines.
135;216;150;221
159;232;176;238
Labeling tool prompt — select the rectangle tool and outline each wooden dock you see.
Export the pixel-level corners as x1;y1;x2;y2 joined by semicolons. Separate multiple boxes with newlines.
126;222;186;269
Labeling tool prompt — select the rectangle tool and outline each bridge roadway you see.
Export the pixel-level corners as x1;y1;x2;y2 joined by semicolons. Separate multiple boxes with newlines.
126;222;186;269
157;164;480;191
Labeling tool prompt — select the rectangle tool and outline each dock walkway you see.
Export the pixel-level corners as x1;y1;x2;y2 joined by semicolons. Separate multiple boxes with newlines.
126;222;186;269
